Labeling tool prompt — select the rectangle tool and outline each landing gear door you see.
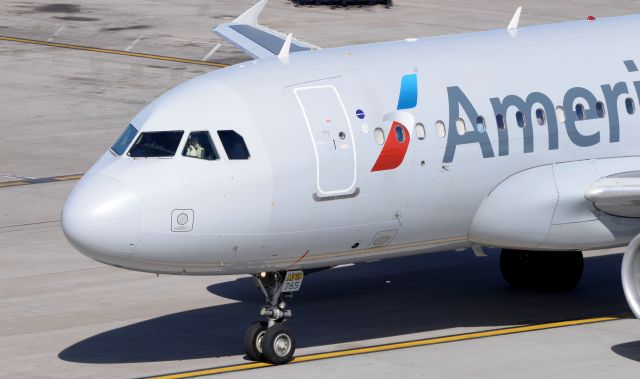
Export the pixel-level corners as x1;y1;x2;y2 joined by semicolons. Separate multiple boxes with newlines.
294;85;358;199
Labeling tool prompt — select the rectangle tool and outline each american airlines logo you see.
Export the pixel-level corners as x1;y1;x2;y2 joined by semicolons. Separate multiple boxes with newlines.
372;61;639;170
443;60;638;163
371;73;418;172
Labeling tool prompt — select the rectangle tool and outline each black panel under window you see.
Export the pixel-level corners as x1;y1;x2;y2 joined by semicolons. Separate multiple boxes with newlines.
128;131;184;158
218;130;250;160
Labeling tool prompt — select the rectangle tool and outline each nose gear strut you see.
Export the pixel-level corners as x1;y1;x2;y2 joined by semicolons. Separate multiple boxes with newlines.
244;271;301;364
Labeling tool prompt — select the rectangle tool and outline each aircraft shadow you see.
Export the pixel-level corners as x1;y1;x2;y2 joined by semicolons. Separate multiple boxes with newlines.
611;340;640;362
59;250;629;364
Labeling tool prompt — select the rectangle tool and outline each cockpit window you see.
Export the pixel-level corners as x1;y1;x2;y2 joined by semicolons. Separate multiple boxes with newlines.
217;130;250;160
111;124;139;156
128;131;184;158
182;131;219;161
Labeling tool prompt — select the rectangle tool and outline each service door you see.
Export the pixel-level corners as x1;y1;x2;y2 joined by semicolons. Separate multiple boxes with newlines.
294;85;357;198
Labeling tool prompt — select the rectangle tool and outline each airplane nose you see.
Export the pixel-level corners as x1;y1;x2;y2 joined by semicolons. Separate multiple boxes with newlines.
62;175;141;262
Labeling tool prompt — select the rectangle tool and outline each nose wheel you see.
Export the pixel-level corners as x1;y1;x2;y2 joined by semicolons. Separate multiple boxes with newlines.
244;271;302;364
243;321;267;362
262;324;296;364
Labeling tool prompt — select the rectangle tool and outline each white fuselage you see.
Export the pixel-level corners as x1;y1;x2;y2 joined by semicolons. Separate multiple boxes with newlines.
62;14;640;275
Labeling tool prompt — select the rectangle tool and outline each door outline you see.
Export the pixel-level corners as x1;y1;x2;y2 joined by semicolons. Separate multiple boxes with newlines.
294;85;358;197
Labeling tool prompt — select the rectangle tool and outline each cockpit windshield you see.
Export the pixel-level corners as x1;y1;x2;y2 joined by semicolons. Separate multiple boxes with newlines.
111;124;139;156
218;130;251;160
182;131;219;161
128;131;184;158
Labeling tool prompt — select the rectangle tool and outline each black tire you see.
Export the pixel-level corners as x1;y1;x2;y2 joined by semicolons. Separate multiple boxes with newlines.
541;250;584;291
262;324;296;364
500;249;583;291
243;321;267;362
500;249;531;288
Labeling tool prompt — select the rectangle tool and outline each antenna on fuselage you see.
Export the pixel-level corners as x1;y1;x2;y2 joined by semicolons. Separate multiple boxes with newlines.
507;6;522;30
279;33;293;62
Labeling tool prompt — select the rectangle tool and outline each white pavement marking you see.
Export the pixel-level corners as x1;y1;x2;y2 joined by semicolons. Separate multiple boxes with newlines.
158;36;232;46
125;35;144;52
0;173;36;180
46;26;65;42
202;43;222;61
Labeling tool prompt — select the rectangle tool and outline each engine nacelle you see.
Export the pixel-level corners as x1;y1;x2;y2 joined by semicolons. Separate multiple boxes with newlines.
623;234;640;319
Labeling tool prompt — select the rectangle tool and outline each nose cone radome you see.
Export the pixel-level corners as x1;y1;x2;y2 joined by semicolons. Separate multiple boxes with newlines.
62;175;141;263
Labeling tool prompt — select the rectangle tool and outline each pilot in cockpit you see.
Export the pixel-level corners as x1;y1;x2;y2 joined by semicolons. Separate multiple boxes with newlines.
185;135;205;159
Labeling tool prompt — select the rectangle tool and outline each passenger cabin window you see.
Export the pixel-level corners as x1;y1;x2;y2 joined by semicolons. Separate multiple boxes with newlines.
415;123;426;140
476;116;486;133
496;114;506;130
516;111;526;128
596;101;606;118
556;106;566;124
576;103;586;121
374;128;385;145
626;98;636;115
435;121;446;138
128;131;184;158
218;130;250;160
536;109;546;125
456;118;466;135
182;131;219;161
395;125;406;143
111;124;138;156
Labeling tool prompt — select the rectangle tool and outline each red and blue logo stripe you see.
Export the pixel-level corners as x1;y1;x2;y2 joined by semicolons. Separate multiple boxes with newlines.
371;74;418;172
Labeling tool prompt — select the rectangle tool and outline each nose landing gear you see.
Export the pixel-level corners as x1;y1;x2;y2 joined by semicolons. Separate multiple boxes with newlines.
244;271;302;364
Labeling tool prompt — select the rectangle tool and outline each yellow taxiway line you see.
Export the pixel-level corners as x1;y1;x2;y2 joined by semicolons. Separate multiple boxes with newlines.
0;35;229;68
0;174;83;188
144;314;628;379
